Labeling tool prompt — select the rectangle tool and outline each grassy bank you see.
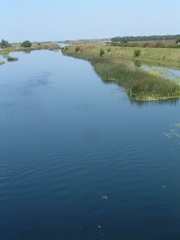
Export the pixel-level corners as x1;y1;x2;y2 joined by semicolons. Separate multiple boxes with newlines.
0;42;60;63
0;42;60;52
62;43;180;101
63;42;180;68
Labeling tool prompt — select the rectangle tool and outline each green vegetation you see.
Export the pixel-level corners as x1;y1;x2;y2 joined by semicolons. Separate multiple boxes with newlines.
163;122;180;139
0;41;60;66
155;42;165;48
21;40;32;47
67;53;180;100
75;46;81;52
111;41;180;49
176;38;180;44
0;39;11;48
1;52;10;58
100;49;105;57
7;57;18;62
62;42;180;67
134;49;141;57
62;42;180;101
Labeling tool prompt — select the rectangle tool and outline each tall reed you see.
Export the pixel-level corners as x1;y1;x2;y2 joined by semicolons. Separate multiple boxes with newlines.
64;52;180;100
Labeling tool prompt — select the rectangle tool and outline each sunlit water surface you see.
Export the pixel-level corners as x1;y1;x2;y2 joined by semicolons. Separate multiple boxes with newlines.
0;50;180;240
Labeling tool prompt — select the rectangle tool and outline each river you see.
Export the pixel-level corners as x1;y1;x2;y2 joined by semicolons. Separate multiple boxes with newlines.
0;50;180;240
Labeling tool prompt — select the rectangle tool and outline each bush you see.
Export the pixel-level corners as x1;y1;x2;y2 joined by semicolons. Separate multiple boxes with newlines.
134;49;141;57
169;44;180;48
129;43;138;47
21;40;32;47
155;42;165;48
142;43;151;48
100;49;105;57
107;48;111;52
75;46;80;52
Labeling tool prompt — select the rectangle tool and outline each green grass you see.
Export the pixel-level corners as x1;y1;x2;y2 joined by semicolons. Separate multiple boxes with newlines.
63;42;180;68
0;42;60;54
63;51;180;101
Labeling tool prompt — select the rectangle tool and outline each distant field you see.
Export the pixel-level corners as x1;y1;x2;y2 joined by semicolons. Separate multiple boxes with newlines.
129;39;176;46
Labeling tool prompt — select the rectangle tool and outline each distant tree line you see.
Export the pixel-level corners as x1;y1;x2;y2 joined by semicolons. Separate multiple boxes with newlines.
111;41;180;48
111;34;180;42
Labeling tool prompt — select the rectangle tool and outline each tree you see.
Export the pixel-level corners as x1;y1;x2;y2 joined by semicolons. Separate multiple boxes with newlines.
21;40;32;47
0;39;11;48
176;38;180;44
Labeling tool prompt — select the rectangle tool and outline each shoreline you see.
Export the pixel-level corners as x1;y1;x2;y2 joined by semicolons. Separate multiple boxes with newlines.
62;43;180;101
0;42;60;63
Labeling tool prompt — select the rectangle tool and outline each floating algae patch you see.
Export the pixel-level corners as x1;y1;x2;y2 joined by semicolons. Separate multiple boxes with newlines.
101;196;108;200
163;122;180;138
171;123;180;128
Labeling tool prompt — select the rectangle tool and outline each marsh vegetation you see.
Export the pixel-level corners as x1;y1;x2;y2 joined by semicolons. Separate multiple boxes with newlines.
62;43;180;100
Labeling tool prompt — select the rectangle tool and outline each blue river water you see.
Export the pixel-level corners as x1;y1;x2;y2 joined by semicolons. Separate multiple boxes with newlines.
0;50;180;240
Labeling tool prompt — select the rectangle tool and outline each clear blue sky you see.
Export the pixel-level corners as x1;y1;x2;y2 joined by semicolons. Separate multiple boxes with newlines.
1;0;179;42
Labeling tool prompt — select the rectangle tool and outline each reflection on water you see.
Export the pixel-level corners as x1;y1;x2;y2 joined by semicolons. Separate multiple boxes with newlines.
27;72;53;88
23;49;32;54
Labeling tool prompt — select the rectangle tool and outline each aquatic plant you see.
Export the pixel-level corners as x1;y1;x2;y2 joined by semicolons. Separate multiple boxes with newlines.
7;57;18;62
86;57;179;100
163;123;180;139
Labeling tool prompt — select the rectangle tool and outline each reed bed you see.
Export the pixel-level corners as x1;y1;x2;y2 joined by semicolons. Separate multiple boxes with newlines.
64;52;180;100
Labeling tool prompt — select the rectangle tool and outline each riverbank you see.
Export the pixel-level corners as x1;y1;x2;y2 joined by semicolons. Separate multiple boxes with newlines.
62;42;180;101
0;42;60;62
63;42;180;68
